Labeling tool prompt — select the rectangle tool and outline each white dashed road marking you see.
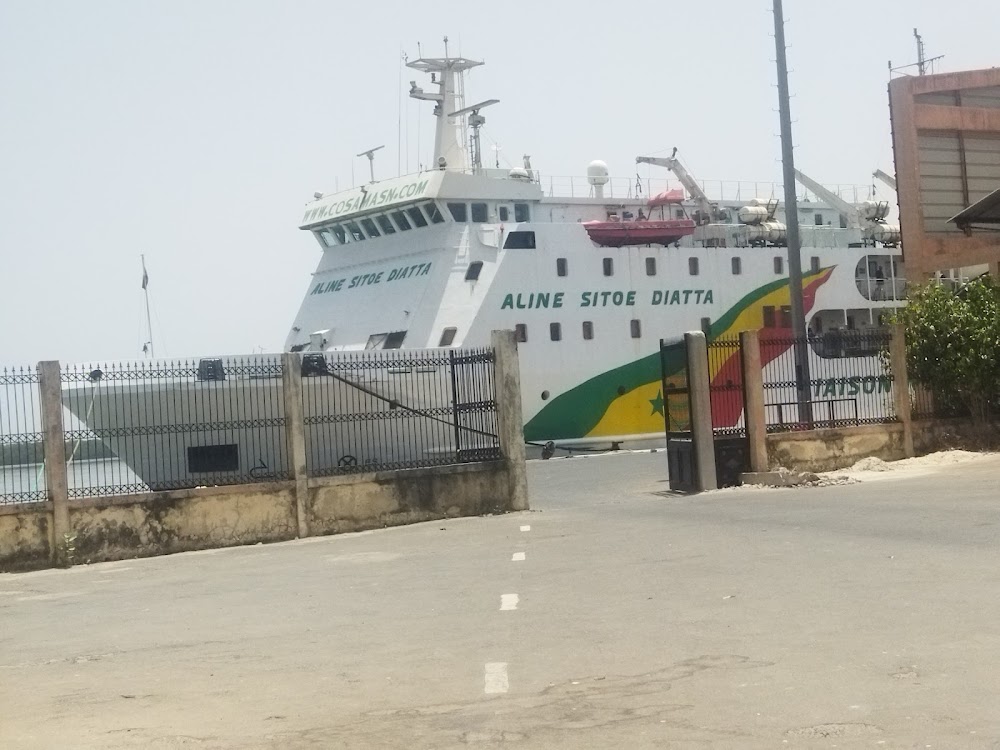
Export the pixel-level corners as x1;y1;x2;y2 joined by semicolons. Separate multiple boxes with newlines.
511;552;525;562
500;594;519;611
484;662;509;694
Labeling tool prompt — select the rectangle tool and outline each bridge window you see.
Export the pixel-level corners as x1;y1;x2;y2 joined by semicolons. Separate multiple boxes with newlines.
318;228;337;247
465;261;483;281
439;327;457;347
556;258;567;277
731;256;742;275
471;202;488;223
603;258;613;276
376;214;396;235
447;202;467;222
360;217;381;238
331;225;347;244
688;257;699;276
499;206;510;222
814;213;823;226
582;321;594;340
514;203;530;222
515;324;527;343
345;221;365;241
645;257;656;276
504;231;536;249
406;205;428;228
840;214;848;228
774;256;784;274
391;210;412;231
424;201;444;224
630;319;641;338
550;322;562;341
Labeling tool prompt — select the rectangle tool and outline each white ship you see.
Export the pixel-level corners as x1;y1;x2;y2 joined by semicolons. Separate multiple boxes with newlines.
286;43;905;447
63;43;906;488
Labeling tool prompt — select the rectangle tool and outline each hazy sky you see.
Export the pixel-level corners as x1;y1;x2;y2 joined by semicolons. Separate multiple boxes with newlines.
1;0;997;366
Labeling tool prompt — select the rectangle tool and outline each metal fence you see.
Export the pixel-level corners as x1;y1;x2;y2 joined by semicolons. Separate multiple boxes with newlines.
61;356;289;497
760;331;897;432
707;337;745;436
301;347;500;477
1;368;46;505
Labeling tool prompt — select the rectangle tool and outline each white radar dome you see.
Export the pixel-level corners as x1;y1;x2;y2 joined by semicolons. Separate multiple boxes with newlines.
587;160;610;186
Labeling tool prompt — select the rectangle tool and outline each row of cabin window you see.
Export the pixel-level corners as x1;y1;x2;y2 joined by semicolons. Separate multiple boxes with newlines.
317;201;445;247
447;202;531;223
555;255;822;278
513;319;656;342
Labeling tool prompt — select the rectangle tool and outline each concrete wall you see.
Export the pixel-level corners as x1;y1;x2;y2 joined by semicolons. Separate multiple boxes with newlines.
0;461;517;571
767;424;906;473
0;504;51;572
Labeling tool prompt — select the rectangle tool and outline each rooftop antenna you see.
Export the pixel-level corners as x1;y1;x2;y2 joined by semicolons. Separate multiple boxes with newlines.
491;144;501;169
140;254;154;358
449;99;499;170
889;28;944;77
356;145;384;183
772;0;812;426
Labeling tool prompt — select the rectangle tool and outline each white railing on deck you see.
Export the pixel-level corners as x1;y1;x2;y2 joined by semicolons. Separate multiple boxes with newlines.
537;174;877;205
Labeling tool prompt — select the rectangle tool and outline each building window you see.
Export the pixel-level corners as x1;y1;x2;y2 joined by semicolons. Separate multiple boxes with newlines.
503;231;536;249
811;256;820;273
515;324;527;343
499;206;510;222
645;257;656;276
688;257;699;276
447;202;467;222
550;322;562;341
391;210;412;231
406;205;428;228
556;258;568;277
439;327;457;347
424;202;444;224
471;202;488;223
465;261;483;281
582;321;594;340
376;214;396;235
360;217;381;238
774;256;784;274
814;213;823;226
603;257;613;276
763;306;776;327
731;256;742;275
514;203;530;222
630;319;641;338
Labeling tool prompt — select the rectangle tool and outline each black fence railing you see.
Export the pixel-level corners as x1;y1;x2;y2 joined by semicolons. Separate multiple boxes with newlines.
761;330;896;432
61;356;290;497
301;347;500;477
1;368;46;505
707;337;745;436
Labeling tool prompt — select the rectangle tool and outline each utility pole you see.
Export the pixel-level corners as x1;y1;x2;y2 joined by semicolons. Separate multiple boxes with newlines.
772;0;812;425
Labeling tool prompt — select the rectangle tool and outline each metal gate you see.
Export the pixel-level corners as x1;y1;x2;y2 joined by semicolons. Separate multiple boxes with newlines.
660;336;750;491
660;338;696;491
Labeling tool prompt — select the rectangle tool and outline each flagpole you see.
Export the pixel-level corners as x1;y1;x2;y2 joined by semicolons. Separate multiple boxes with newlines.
142;254;154;359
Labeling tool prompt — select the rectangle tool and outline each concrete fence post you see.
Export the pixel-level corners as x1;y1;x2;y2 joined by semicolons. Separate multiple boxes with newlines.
281;352;311;538
491;330;529;512
685;331;718;491
889;324;915;458
37;361;70;566
739;330;769;472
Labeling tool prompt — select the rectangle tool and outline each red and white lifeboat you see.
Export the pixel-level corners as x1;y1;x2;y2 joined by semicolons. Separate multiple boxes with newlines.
584;188;694;247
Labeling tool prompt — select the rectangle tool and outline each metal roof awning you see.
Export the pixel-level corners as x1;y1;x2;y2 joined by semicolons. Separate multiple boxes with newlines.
950;187;1000;233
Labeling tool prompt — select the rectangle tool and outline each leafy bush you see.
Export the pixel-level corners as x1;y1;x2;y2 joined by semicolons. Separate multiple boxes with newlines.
891;277;1000;422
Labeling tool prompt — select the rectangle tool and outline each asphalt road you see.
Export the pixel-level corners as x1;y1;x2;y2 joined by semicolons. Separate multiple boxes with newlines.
4;451;1000;748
